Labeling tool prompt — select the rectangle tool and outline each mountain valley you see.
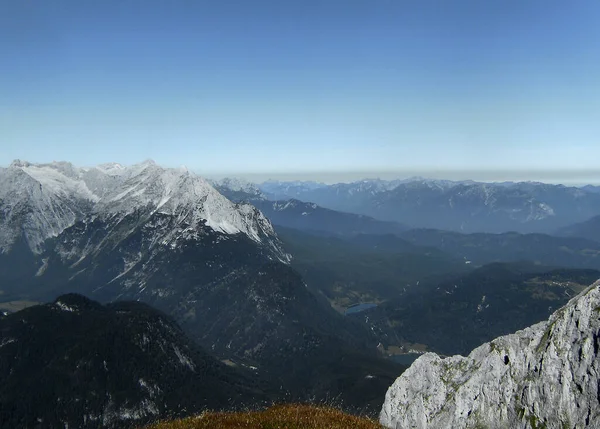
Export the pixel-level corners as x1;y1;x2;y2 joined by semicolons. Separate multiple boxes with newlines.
0;294;265;428
2;161;600;427
0;161;404;418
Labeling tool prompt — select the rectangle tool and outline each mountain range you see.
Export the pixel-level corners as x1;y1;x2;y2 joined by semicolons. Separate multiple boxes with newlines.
211;178;409;237
256;178;600;234
0;160;401;413
4;161;600;427
254;199;408;237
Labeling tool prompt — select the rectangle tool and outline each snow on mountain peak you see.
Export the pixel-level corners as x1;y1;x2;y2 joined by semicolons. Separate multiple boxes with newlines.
0;161;279;254
9;159;31;168
96;162;126;175
20;162;99;202
0;163;97;253
213;177;260;193
99;165;276;241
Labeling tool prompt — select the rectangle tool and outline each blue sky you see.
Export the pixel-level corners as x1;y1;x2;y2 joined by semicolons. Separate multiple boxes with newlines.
1;0;599;180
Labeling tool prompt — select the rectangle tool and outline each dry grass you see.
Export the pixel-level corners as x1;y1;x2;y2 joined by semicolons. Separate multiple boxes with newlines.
145;404;383;429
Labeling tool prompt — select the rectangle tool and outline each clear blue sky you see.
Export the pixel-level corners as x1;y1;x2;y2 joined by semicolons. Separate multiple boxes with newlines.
1;0;599;179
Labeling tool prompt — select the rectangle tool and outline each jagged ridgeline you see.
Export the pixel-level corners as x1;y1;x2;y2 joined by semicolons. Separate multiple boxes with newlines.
380;281;600;429
0;294;266;429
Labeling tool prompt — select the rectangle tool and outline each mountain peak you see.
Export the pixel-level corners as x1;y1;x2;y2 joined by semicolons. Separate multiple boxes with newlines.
141;158;156;166
96;164;278;245
53;293;104;312
0;161;283;255
9;159;31;168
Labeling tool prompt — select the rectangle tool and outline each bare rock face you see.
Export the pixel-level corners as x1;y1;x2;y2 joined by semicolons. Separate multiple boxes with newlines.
380;281;600;429
0;160;284;257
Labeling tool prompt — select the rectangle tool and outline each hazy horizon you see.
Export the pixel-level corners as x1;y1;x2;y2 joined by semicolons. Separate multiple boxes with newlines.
3;158;600;186
205;168;600;186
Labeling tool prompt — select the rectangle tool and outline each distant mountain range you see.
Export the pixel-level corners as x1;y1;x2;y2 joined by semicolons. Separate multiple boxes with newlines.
254;199;408;237
259;180;328;200
211;177;266;203
254;178;600;234
557;214;600;243
0;294;263;428
212;178;409;237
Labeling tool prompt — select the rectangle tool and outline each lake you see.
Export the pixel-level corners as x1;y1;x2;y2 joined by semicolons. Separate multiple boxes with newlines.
344;303;378;315
391;353;423;366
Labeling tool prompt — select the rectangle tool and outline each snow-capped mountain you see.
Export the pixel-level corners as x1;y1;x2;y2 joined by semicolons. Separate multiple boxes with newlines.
380;280;600;429
1;160;392;409
210;177;266;203
0;160;280;255
0;161;98;253
257;178;600;233
95;162;277;244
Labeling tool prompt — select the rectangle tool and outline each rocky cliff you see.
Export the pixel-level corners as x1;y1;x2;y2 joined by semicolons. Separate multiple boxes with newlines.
380;280;600;429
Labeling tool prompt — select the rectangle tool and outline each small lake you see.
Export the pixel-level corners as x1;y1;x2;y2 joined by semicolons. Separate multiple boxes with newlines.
390;353;423;366
344;303;378;315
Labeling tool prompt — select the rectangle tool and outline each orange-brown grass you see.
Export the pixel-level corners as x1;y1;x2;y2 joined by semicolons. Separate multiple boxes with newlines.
144;404;383;429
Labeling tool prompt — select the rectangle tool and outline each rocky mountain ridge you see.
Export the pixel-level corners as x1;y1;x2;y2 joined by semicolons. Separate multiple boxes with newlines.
0;161;282;257
380;280;600;428
0;161;398;411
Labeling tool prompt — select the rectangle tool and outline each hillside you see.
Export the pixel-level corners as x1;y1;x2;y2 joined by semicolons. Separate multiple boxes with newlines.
557;214;600;243
400;228;600;269
253;199;409;237
354;262;600;356
0;294;264;429
276;227;469;308
145;404;382;429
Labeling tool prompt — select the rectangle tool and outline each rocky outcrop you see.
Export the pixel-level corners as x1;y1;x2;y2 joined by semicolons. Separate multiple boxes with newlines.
380;281;600;429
